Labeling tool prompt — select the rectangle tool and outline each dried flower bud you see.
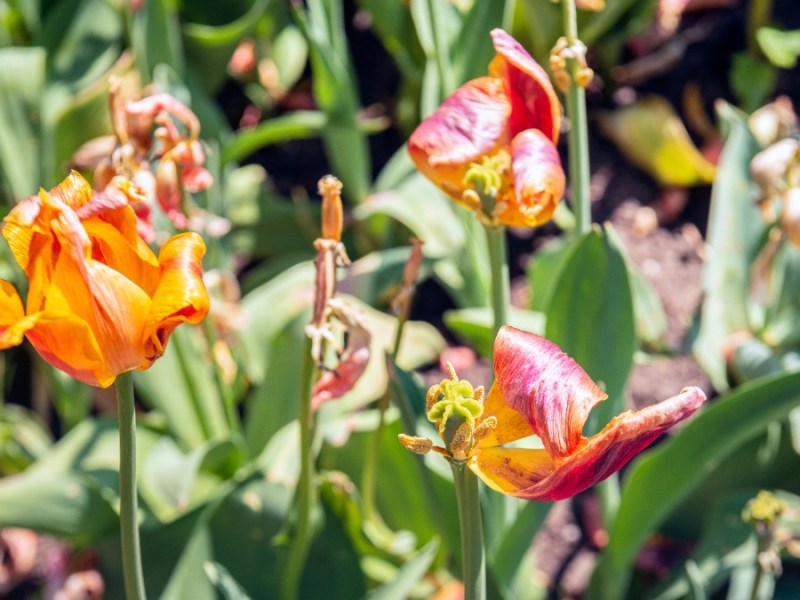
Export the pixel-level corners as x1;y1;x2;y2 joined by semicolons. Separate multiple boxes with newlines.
318;175;344;242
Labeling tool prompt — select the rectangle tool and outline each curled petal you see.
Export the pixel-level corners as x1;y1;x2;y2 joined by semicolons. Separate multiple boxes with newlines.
0;281;32;349
497;129;565;227
494;326;607;459
143;232;209;362
409;77;509;199
473;386;706;501
125;94;200;138
489;29;561;143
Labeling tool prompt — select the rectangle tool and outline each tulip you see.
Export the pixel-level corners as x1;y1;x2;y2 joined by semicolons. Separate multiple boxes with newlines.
408;29;565;227
0;171;209;388
401;326;706;501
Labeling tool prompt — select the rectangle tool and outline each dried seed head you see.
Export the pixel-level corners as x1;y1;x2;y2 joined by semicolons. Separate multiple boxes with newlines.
318;175;344;242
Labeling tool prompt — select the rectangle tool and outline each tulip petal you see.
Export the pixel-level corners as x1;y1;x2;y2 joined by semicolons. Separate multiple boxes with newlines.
408;77;509;199
469;446;554;495
0;281;32;349
495;129;565;227
143;232;209;362
489;29;561;143
477;382;534;447
494;326;607;459
480;386;707;501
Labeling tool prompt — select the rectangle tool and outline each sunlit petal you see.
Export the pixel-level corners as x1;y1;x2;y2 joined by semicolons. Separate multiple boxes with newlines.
143;232;209;362
489;29;561;143
494;326;607;459
477;382;534;448
497;129;565;227
409;77;509;199
469;446;553;495
507;386;707;501
0;281;32;349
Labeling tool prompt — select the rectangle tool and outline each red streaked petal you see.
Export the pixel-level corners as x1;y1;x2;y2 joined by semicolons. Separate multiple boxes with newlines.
143;232;209;363
409;77;509;199
477;382;534;448
494;326;607;459
497;129;565;227
503;386;707;501
489;29;561;143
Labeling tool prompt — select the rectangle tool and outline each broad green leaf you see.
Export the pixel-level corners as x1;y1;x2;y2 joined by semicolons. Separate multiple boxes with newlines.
527;234;582;312
693;102;764;391
595;96;716;187
409;0;462;111
0;471;118;542
204;561;254;600
757;27;800;69
131;0;185;81
354;172;464;258
0;404;52;475
545;225;636;435
364;538;440;600
588;370;800;600
136;326;230;449
443;306;545;358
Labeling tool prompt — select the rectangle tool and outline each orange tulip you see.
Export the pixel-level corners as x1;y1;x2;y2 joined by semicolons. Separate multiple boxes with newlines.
408;29;565;227
401;326;706;501
0;172;209;388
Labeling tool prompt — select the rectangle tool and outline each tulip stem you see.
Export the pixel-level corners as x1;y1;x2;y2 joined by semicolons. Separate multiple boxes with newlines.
450;460;486;600
561;0;592;235
485;224;509;362
279;335;317;600
115;371;147;600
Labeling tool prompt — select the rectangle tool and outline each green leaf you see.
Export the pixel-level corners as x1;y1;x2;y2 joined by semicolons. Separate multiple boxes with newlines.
588;370;800;600
131;0;185;81
364;538;440;600
136;326;230;449
527;234;582;312
757;27;800;69
0;405;52;475
204;561;254;600
0;471;118;543
450;0;505;85
693;102;764;391
730;53;777;114
545;225;636;435
444;307;545;358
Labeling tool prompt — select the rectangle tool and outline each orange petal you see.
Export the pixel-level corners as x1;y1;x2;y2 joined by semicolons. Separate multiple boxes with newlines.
408;77;509;199
469;446;554;495
143;232;209;363
477;382;534;447
24;311;109;387
48;171;94;211
489;29;561;143
0;281;32;349
489;386;707;501
494;326;607;460
496;129;565;227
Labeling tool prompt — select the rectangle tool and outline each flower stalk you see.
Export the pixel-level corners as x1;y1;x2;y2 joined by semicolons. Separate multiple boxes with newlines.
555;0;593;234
451;460;486;600
485;224;510;362
115;371;146;600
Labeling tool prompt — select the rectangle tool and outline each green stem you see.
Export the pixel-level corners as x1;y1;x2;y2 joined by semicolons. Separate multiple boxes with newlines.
561;0;592;235
172;330;213;439
485;224;509;357
747;0;772;56
450;461;486;600
202;318;241;434
279;336;317;600
115;372;146;600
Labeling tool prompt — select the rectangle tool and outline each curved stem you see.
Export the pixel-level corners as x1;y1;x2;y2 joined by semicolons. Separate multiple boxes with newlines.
485;224;509;364
279;336;317;600
561;0;592;235
115;371;146;600
450;461;486;600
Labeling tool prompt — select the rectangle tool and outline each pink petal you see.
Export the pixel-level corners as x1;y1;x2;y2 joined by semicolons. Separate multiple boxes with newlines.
498;129;565;227
494;326;607;459
489;29;561;143
482;386;707;501
408;77;509;199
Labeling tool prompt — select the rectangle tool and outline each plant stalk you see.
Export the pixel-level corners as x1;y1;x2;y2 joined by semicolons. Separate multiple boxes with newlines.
485;224;509;362
561;0;592;234
279;335;317;600
115;371;146;600
450;461;486;600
